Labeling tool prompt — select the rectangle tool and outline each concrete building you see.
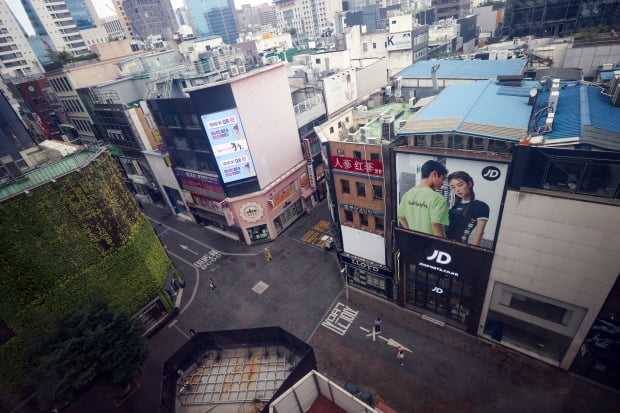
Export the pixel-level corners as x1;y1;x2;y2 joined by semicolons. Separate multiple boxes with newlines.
274;0;343;38
120;0;178;42
18;0;92;57
147;63;316;244
432;0;470;20
43;39;142;143
0;0;42;79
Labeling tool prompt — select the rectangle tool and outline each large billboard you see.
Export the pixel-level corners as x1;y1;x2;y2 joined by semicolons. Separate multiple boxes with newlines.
395;152;509;250
323;69;358;116
201;108;257;184
387;31;412;51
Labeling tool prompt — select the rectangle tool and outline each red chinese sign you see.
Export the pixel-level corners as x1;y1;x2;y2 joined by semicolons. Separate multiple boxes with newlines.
330;156;383;176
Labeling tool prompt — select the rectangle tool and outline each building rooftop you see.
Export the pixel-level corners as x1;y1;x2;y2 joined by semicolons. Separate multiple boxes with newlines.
161;327;316;413
535;82;620;151
400;79;534;141
0;149;99;201
394;59;527;80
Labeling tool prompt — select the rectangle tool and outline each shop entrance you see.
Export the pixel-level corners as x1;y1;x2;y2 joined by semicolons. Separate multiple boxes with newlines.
405;265;471;329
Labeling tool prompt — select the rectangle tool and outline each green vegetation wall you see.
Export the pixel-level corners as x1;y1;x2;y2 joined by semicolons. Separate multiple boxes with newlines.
0;151;171;407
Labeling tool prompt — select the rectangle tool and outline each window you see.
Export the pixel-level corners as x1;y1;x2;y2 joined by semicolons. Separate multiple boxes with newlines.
337;148;345;156
356;182;366;197
337;121;342;128
344;210;353;222
363;43;368;52
360;214;368;226
353;151;361;159
373;185;382;200
370;152;380;161
375;217;384;231
341;179;350;193
372;42;377;49
329;126;334;133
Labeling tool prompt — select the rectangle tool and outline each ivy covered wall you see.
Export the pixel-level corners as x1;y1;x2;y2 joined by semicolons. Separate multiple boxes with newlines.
0;151;171;408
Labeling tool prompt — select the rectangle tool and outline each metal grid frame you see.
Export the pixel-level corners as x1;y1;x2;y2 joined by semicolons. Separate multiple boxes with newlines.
178;345;298;407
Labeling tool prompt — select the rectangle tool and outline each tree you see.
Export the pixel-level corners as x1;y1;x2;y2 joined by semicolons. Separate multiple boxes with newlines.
31;300;149;410
49;50;74;64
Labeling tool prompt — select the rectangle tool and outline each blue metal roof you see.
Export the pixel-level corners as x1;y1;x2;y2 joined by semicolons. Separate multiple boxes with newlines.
409;79;533;139
534;83;620;150
394;59;526;79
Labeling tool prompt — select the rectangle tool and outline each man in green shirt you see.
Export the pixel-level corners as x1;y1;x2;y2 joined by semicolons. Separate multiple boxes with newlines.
397;160;449;237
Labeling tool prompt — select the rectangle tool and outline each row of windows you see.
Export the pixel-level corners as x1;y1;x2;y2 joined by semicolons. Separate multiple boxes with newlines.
154;112;201;130
61;98;84;113
343;210;384;231
49;77;73;93
4;60;26;68
0;36;14;43
341;179;382;199
73;118;92;133
0;44;18;52
0;52;22;60
336;148;380;161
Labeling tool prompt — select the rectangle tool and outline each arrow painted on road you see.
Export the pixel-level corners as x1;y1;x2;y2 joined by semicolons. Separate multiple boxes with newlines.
180;245;198;255
378;336;413;353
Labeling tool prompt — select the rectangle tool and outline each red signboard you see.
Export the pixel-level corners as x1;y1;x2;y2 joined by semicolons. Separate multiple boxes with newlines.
330;156;383;176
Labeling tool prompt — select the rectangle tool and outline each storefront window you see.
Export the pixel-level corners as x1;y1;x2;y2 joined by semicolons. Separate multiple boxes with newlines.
247;224;270;241
273;200;303;233
406;264;472;329
348;267;387;296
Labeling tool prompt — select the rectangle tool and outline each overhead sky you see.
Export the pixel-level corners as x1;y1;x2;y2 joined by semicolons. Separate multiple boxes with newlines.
6;0;273;35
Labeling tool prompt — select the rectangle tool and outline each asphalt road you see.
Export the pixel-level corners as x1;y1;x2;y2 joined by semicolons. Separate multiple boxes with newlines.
24;201;619;413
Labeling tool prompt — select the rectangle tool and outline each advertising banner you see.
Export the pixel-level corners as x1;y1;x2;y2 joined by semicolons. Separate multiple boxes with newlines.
387;32;412;51
395;152;509;250
201;109;257;183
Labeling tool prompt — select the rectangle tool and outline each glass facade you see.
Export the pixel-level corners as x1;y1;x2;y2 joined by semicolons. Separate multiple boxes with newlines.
185;0;239;44
65;0;95;30
502;0;620;37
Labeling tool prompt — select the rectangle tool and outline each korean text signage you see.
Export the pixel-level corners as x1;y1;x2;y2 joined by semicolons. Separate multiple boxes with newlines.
331;156;383;176
340;203;384;217
395;152;509;250
201;108;257;183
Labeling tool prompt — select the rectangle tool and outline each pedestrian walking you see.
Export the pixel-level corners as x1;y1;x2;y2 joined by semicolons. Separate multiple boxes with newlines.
374;317;382;333
264;247;272;262
209;278;217;290
396;346;405;366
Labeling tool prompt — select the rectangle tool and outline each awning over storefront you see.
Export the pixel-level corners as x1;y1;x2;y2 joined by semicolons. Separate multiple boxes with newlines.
302;188;314;199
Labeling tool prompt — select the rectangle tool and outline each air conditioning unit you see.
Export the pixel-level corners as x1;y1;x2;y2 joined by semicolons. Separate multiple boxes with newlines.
230;65;239;76
451;134;467;149
221;72;230;80
356;105;368;112
385;85;392;96
408;97;416;109
346;133;355;142
367;137;378;145
239;65;246;74
359;126;369;136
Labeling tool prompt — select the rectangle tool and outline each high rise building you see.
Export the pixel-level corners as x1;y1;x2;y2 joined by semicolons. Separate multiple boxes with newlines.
431;0;471;20
18;0;92;57
185;0;240;44
0;0;41;78
501;0;620;38
120;0;178;42
274;0;343;38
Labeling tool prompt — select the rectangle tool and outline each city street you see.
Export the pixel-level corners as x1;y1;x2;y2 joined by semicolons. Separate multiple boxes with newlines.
55;201;619;413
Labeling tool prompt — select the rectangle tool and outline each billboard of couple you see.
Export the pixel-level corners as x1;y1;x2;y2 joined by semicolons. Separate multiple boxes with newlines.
395;153;509;249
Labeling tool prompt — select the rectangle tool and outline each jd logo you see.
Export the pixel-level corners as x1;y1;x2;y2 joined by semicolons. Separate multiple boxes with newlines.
427;250;451;265
482;166;501;181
